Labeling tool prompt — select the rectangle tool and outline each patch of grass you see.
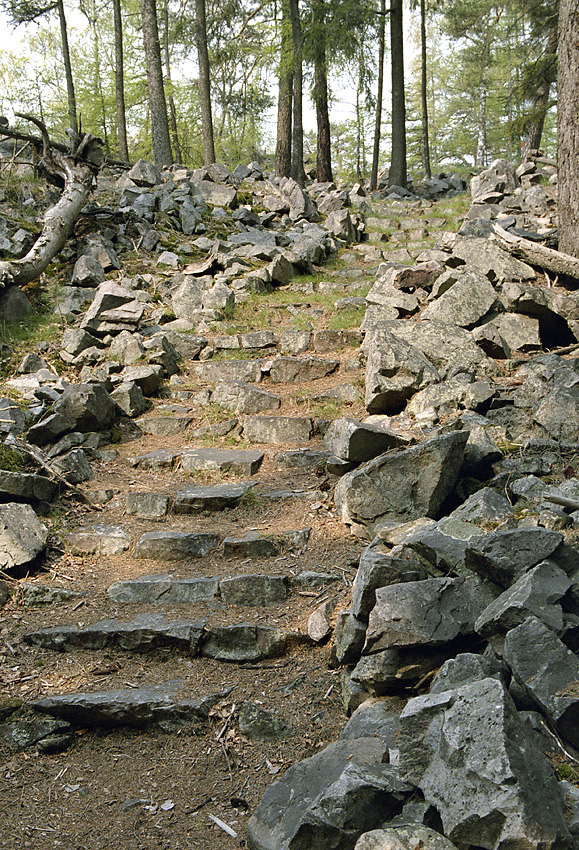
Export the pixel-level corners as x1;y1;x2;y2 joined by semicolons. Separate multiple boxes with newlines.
328;306;365;330
0;304;62;379
239;487;262;508
555;762;579;784
197;403;235;424
0;444;25;471
296;393;344;419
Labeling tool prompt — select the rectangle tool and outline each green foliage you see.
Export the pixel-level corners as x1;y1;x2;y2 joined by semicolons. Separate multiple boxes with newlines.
0;444;24;471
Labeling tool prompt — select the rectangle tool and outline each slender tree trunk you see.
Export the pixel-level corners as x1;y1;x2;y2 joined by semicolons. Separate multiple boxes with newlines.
141;0;173;166
389;0;406;187
195;0;215;165
557;0;579;256
420;0;431;178
526;22;558;152
475;80;487;167
56;0;78;134
312;0;332;183
276;0;293;177
370;0;386;190
290;0;306;185
161;0;183;163
112;0;129;161
356;57;363;180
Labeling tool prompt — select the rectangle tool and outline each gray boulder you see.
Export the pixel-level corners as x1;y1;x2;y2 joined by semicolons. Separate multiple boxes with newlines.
247;737;411;850
107;575;219;605
180;447;264;476
334;431;469;538
363;325;439;415
211;380;281;414
450;236;536;283
422;268;497;328
0;503;48;571
324;417;410;462
399;677;572;850
27;383;116;446
464;527;563;587
244;415;313;444
134;531;220;560
354;826;460;850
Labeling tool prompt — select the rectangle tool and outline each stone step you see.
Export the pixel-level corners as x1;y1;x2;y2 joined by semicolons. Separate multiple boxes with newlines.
243;415;314;444
173;481;256;513
24;615;303;663
108;572;290;606
33;681;230;730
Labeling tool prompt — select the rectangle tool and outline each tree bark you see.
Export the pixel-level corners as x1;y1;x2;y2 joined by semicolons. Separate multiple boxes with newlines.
161;0;183;164
420;0;431;179
0;118;102;288
558;0;579;257
56;0;78;134
276;0;293;178
389;0;407;188
112;0;130;162
312;0;332;183
370;0;386;190
141;0;173;167
290;0;306;186
195;0;215;166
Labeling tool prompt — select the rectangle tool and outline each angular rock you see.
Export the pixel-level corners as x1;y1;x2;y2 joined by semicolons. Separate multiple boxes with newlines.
534;387;579;442
475;561;571;649
332;610;368;667
494;313;541;353
210;381;281;414
71;254;105;287
399;677;571;850
23;613;206;654
244;415;313;444
16;583;81;606
324;418;410;462
0;503;48;571
354;826;461;850
0;471;58;504
111;381;148;417
335;431;469;538
308;599;336;643
51;448;92;484
239;702;292;742
364;576;489;654
0;718;72;752
247;737;411;850
219;574;288;606
464;527;563;587
223;531;278;558
80;282;145;335
27;383;116;446
352;543;427;622
503;616;579;749
107;574;219;604
134;531;220;559
363;325;439;414
429;652;507;694
121;364;164;396
173;481;256;513
450;236;536;283
422;268;497;328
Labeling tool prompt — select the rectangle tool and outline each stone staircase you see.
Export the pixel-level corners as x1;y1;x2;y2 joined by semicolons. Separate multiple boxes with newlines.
0;196;461;848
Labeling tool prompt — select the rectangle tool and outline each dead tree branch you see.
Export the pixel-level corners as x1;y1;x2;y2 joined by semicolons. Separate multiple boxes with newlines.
492;223;579;282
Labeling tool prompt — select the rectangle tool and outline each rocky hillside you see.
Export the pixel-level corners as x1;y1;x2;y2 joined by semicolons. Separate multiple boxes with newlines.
2;153;579;850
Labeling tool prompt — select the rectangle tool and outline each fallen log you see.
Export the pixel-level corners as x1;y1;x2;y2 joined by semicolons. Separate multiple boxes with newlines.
492;223;579;282
0;114;104;289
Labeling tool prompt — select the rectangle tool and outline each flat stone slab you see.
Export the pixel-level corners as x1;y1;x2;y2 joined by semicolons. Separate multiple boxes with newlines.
276;449;331;469
135;415;193;436
180;447;264;476
269;355;339;382
17;583;82;606
211;381;281;414
64;524;131;556
192;359;263;383
108;574;219;604
324;417;411;462
244;415;313;444
200;624;293;662
134;531;221;560
23;613;206;654
173;481;256;513
219;574;289;606
33;681;229;730
126;492;170;518
127;449;181;470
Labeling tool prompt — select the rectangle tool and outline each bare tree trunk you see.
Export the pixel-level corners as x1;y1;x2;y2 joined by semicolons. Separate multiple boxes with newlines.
312;0;332;183
420;0;431;179
276;0;293;178
290;0;306;186
57;0;78;134
161;0;183;164
0;117;102;288
526;23;558;152
475;80;487;167
113;0;129;162
558;0;579;257
389;0;407;188
195;0;215;166
370;0;386;191
141;0;173;167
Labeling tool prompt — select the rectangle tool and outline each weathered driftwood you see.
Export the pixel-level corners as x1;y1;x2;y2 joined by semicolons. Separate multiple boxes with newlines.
0;114;104;289
492;223;579;281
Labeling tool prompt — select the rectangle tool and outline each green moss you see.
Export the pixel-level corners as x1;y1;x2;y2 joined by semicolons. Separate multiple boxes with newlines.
0;445;24;471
